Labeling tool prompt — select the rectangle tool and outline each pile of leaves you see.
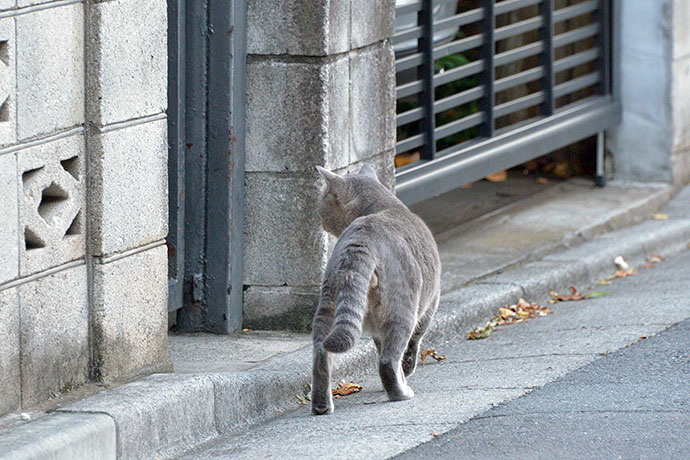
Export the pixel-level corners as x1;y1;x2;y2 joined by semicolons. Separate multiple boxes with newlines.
467;298;551;340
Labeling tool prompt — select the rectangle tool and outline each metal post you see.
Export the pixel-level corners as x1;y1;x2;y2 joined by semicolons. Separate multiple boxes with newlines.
479;0;495;138
166;0;186;318
418;0;436;160
539;0;555;116
595;131;606;187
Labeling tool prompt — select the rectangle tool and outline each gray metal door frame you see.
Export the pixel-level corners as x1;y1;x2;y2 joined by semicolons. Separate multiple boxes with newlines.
166;0;247;333
393;0;620;205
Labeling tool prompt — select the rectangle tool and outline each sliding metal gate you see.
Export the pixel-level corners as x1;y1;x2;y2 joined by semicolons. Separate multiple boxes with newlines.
393;0;619;205
167;0;247;332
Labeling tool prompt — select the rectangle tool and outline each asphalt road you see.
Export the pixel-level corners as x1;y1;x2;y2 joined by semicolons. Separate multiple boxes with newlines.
397;253;690;460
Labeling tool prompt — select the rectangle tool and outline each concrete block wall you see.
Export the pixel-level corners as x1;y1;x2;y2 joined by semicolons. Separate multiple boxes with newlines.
0;0;169;416
243;0;396;331
610;0;690;185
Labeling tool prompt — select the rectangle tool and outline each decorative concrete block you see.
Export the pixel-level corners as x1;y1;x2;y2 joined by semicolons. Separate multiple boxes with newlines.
243;172;328;286
89;119;168;256
18;264;88;407
87;0;167;126
247;0;349;56
350;46;396;162
244;286;320;332
17;133;86;276
0;287;19;415
92;245;170;383
0;1;14;12
245;56;350;172
16;3;84;140
0;17;16;147
350;0;395;49
672;58;690;150
0;153;18;284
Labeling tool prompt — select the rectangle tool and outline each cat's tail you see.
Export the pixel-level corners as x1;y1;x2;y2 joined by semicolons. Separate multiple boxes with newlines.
321;243;376;354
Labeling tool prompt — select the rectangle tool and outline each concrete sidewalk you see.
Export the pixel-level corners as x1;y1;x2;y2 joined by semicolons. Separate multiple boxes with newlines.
179;234;690;460
1;181;689;460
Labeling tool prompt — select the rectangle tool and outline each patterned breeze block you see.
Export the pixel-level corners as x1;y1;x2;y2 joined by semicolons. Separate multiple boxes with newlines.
18;134;85;276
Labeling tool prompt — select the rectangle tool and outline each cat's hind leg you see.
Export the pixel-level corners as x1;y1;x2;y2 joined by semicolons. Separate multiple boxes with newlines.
378;317;416;401
402;293;439;377
311;287;336;415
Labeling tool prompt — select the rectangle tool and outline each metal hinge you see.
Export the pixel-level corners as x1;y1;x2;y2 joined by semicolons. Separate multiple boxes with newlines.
191;273;204;303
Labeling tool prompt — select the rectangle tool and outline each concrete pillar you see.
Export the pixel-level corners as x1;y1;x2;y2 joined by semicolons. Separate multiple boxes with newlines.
609;0;690;185
85;0;171;382
242;0;397;330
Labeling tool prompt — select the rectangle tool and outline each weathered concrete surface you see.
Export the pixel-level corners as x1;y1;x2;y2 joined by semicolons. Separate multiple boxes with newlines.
0;413;115;460
61;374;216;460
178;245;690;460
16;2;84;140
91;244;170;383
169;331;310;373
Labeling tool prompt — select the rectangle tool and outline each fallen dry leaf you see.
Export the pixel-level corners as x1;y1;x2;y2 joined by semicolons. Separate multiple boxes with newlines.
485;170;508;182
467;324;494;340
241;328;252;332
419;348;446;364
643;264;656;269
461;182;473;189
536;177;549;184
332;382;362;398
613;268;635;278
550;286;585;302
647;253;664;264
296;395;307;405
652;213;669;220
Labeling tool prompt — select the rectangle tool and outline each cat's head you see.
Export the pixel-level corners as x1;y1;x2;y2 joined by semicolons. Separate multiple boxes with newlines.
316;164;398;236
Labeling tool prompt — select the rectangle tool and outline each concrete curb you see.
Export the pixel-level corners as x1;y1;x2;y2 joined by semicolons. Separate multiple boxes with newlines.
3;187;690;460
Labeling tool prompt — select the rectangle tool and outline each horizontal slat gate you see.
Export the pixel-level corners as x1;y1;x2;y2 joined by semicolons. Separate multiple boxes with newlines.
393;0;619;205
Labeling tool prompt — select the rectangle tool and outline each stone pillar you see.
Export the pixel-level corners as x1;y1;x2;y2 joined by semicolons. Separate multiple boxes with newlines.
609;0;690;185
85;0;171;382
242;0;397;331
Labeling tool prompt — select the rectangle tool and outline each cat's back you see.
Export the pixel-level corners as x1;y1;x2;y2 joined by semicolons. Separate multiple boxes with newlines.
343;206;440;279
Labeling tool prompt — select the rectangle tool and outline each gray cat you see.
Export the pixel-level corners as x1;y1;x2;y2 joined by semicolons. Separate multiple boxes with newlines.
311;164;441;415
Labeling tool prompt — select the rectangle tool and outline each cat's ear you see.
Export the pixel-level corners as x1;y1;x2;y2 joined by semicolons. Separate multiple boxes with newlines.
358;164;378;180
316;166;344;191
